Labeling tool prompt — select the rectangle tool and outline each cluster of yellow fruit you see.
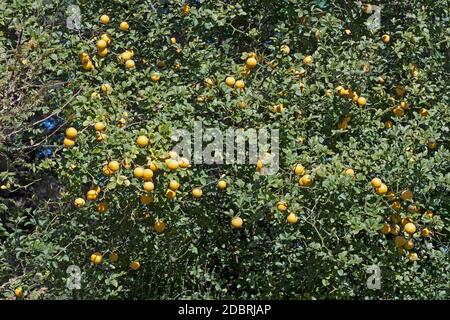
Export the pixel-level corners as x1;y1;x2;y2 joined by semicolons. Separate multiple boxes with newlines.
79;52;94;71
276;201;299;225
100;14;129;31
119;49;135;69
96;33;111;58
225;76;245;90
293;163;314;187
241;52;258;76
335;85;367;108
90;251;141;271
63;127;78;148
370;177;388;195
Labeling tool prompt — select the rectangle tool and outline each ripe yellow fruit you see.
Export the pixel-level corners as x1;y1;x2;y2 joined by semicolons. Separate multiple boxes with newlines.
394;85;406;97
421;227;431;237
87;190;98;201
148;161;158;171
234;80;245;90
74;198;85;208
65;127;78;139
130;261;140;270
385;120;393;129
238;100;247;109
303;55;313;65
400;189;413;201
419;108;429;117
154;220;166;233
394;236;406;248
125;59;135;69
101;83;112;94
170;37;177;44
375;183;388;195
100;15;110;25
136;135;149;147
97;39;107;50
94;122;106;131
121;50;133;62
15;287;24;298
151;72;161;82
299;174;313;187
272;104;284;113
400;101;409;110
293;164;305;176
192;188;203;198
256;159;264;170
109;252;118;262
217;180;227;190
140;194;153;205
287;213;299;224
276;201;287;212
344;168;355;177
231;217;243;229
246;57;257;69
427;139;437;150
403;239;414;250
225;76;236;87
391;201;401;211
142;169;154;181
63;138;75;148
108;161;120;172
143;181;155;192
179;157;190;168
165;189;176;199
204;78;214;88
83;60;94;70
134;166;145;178
404;222;416;235
357;97;366;107
101;33;111;44
169;180;180;191
182;3;190;15
424;210;434;219
381;34;390;44
103;165;113;176
280;44;290;54
119;21;129;31
90;252;103;265
344;29;352;35
97;202;108;213
98;48;108;57
380;224;391;234
408;252;419;262
165;158;179;170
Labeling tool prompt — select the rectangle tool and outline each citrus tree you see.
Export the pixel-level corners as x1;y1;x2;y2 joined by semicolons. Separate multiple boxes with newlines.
0;0;449;299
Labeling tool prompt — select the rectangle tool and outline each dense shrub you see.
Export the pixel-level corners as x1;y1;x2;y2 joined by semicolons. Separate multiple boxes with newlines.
0;0;449;299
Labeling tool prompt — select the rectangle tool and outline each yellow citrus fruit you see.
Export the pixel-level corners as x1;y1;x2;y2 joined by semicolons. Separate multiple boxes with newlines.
394;236;406;248
303;55;313;64
154;220;166;233
182;3;190;15
119;21;129;31
109;252;118;262
371;178;382;188
217;180;227;190
94;122;106;131
74;198;85;208
238;100;247;108
421;228;431;237
357;97;366;107
151;72;161;82
83;60;94;70
121;50;133;62
404;223;416;235
344;29;352;35
280;44;290;54
98;48;108;57
97;202;108;213
136;135;149;147
408;252;419;262
400;189;413;201
376;183;388;195
380;224;391;234
63;138;75;148
178;157;190;168
108;161;120;172
101;83;111;94
143;181;155;192
130;261;140;270
391;201;401;211
245;57;257;69
256;160;264;170
385;120;393;129
204;78;214;88
148;161;158;172
165;158;179;170
97;39;107;50
276;201;287;212
100;15;110;25
14;287;24;298
381;34;390;44
293;164;305;176
390;224;400;235
225;76;236;87
125;59;135;69
192;188;203;198
165;189;176;199
140;194;153;205
424;210;434;218
142;169;154;181
287;213;299;224
87;190;98;201
419;108;429;117
169;180;180;191
133;166;144;178
231;217;243;229
101;33;111;44
65;127;78;139
90;252;103;265
102;165;113;176
234;79;245;90
299;174;313;187
403;239;414;250
344;168;355;177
